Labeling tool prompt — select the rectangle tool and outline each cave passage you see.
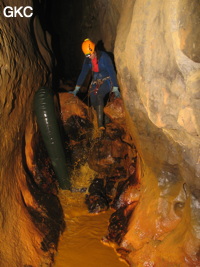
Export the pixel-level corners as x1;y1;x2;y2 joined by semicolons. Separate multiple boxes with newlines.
1;0;200;266
48;92;138;266
31;79;138;265
30;1;139;264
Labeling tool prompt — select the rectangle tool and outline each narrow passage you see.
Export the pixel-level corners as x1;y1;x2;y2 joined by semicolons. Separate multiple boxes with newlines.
54;191;128;267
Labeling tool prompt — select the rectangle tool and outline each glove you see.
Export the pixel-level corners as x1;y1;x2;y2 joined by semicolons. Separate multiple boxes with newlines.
69;85;80;96
112;86;121;98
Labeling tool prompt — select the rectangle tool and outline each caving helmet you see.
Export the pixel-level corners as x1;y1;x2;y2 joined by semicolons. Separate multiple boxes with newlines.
82;38;95;57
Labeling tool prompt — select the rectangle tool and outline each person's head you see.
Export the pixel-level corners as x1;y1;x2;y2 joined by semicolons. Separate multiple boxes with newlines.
82;38;96;59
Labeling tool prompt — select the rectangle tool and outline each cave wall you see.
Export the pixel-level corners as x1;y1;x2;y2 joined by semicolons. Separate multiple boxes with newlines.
0;0;55;266
74;0;200;265
0;0;200;266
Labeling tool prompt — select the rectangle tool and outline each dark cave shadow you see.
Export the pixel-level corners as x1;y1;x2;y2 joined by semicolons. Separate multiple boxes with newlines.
30;0;60;91
21;131;66;253
96;40;117;73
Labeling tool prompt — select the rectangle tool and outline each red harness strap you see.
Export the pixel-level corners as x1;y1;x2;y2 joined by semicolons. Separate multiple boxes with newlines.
91;57;99;72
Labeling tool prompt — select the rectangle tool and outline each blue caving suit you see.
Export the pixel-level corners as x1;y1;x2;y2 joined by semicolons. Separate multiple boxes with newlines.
77;51;118;108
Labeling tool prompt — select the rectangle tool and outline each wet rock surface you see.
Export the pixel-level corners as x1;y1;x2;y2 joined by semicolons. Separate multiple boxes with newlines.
60;93;140;252
26;130;66;255
106;203;136;245
1;0;199;266
0;2;56;265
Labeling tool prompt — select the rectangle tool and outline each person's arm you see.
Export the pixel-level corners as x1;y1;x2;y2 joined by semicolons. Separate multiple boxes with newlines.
69;58;91;95
76;58;91;87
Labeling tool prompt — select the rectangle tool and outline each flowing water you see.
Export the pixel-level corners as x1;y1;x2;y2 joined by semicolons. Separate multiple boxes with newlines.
54;190;128;267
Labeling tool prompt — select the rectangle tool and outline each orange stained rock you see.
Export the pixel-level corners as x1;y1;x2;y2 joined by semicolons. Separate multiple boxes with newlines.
0;157;50;267
119;164;200;266
116;160;141;209
104;98;126;123
126;214;199;267
25;122;35;174
58;93;91;122
111;139;130;159
117;184;141;208
123;192;177;249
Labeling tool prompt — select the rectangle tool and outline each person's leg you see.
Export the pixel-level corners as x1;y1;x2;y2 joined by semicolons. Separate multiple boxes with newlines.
96;106;104;128
90;81;110;129
96;94;104;128
96;81;111;128
102;88;111;125
90;84;102;128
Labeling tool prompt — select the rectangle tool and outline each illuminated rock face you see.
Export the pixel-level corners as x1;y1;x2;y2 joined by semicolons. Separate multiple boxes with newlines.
109;0;200;266
69;0;200;265
0;1;59;266
1;0;200;266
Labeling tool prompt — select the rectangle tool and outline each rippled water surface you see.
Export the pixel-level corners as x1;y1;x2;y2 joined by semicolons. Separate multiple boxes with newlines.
54;191;127;267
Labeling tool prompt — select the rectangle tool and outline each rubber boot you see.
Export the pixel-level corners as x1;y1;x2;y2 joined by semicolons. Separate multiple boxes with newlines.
96;105;105;130
105;115;110;125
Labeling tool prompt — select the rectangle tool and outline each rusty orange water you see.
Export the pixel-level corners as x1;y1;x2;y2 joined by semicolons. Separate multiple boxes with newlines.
54;191;128;267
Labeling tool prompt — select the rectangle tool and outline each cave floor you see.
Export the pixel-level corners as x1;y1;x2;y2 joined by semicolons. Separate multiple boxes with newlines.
54;190;128;267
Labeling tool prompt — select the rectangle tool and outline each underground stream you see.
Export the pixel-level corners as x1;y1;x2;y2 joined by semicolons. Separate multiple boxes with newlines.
33;87;138;266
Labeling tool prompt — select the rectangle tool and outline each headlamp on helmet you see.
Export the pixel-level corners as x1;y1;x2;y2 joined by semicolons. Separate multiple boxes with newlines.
82;38;95;56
